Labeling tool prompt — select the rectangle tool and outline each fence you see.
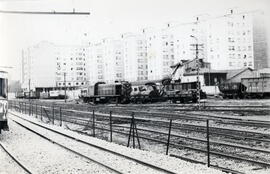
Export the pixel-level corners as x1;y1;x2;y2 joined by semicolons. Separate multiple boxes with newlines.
8;100;270;173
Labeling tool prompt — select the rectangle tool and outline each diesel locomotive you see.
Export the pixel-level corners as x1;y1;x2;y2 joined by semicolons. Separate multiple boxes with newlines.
80;81;132;104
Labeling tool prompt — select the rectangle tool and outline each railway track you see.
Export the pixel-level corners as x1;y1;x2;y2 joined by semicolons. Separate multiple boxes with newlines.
65;120;270;174
9;112;178;174
9;101;270;173
0;142;32;174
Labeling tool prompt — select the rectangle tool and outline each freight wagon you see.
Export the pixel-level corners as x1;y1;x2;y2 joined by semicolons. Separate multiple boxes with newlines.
218;77;270;99
241;77;270;98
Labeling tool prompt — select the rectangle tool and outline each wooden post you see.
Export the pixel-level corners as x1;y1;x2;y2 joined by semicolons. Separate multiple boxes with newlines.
36;104;38;118
132;113;135;148
127;114;133;147
207;119;210;167
52;106;54;125
92;110;95;137
30;103;32;115
109;111;113;142
166;119;172;155
134;120;141;149
59;107;62;126
40;106;43;121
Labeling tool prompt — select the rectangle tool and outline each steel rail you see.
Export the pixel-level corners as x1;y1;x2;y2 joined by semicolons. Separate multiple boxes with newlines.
13;100;270;125
0;142;32;174
11;102;270;144
9;110;270;170
10;119;123;174
9;113;178;174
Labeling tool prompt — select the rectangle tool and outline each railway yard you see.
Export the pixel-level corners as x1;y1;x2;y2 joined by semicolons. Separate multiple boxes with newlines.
1;98;270;174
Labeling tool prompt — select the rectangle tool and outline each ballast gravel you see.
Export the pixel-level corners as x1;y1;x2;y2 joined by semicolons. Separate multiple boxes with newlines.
6;111;227;174
0;120;113;174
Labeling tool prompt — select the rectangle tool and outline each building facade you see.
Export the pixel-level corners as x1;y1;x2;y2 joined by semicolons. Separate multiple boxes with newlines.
122;33;148;82
21;41;89;91
55;45;88;87
103;38;125;83
22;41;56;90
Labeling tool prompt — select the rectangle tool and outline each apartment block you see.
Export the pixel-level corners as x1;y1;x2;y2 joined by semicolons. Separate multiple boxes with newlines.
88;42;104;84
143;28;176;80
103;38;124;83
88;38;124;84
121;33;148;82
22;41;56;90
55;45;88;87
21;41;89;91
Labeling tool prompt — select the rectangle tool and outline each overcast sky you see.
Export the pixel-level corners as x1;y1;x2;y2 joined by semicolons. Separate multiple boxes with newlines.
0;0;269;81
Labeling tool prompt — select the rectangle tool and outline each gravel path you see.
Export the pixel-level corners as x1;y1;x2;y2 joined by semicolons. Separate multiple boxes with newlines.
0;120;113;174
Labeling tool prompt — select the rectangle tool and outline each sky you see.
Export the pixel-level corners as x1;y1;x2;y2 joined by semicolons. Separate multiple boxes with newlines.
0;0;269;81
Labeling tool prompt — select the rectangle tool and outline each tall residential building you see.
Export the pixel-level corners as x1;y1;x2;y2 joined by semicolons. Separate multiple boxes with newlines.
144;28;176;80
103;38;124;83
55;45;88;87
21;41;89;91
204;10;268;70
88;42;104;84
22;41;56;90
252;11;269;69
88;38;124;84
121;33;148;82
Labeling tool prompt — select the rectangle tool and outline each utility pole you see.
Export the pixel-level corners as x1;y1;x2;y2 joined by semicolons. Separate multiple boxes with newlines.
190;36;203;109
64;72;66;103
195;44;201;110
